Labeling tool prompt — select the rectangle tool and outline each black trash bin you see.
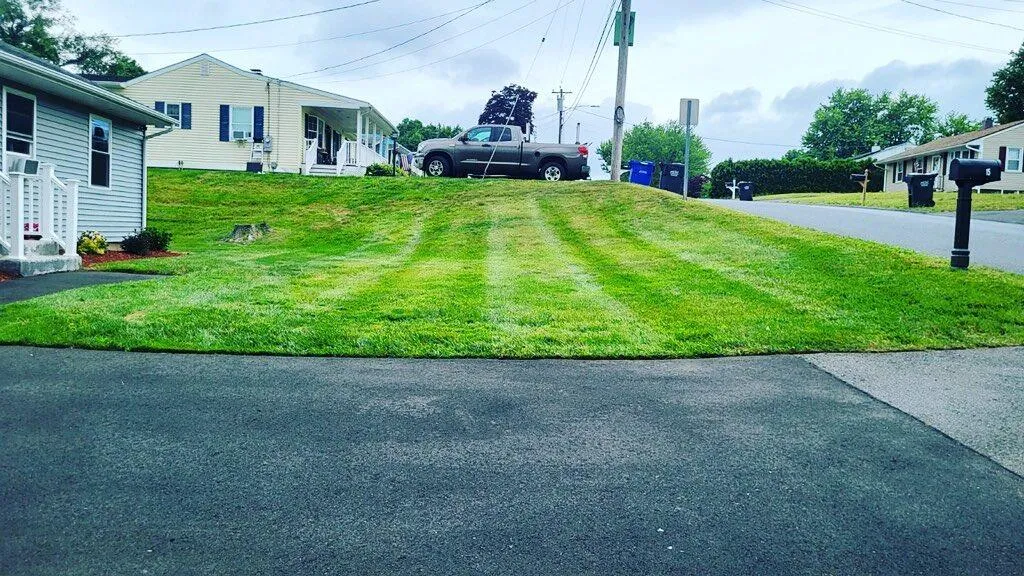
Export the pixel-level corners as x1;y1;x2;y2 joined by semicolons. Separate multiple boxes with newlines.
903;173;938;208
738;181;754;201
660;163;685;195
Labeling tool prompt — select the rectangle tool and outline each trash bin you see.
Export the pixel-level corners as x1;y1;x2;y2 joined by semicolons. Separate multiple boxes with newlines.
628;160;655;186
903;173;938;208
738;181;754;201
659;163;685;194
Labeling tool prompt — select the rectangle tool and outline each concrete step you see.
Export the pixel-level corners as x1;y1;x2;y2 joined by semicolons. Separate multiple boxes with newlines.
25;239;65;257
0;254;81;276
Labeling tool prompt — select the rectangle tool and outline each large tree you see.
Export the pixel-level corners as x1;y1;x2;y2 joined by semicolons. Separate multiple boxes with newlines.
478;84;537;134
395;118;462;150
875;91;939;146
936;112;981;138
0;0;145;77
986;41;1024;124
597;120;711;179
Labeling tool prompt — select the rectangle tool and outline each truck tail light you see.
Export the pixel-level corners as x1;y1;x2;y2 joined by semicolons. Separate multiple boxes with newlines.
578;145;589;158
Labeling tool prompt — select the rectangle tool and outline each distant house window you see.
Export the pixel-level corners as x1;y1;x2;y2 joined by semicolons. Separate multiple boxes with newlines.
952;149;978;160
895;161;904;182
230;106;253;140
165;103;181;123
4;89;36;157
931;155;941;174
1008;147;1022;173
90;115;112;188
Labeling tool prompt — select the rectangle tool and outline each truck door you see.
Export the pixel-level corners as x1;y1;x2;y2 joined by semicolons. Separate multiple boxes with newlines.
456;126;497;175
489;127;523;175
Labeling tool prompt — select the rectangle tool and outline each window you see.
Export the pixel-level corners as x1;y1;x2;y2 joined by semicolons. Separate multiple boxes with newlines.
465;127;491;142
931;155;941;174
90;116;111;188
1008;147;1022;173
491;127;513;142
230;106;253;140
952;149;978;160
165;103;181;123
895;161;904;182
4;89;35;157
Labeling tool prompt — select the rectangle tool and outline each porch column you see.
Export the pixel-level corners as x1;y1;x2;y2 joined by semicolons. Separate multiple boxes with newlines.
355;109;363;166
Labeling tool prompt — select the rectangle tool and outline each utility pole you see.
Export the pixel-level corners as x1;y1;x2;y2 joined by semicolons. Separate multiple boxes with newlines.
610;0;632;182
552;88;573;144
575;122;581;145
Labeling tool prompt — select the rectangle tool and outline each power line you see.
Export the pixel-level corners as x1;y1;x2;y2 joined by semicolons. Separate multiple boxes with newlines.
574;109;801;148
560;0;588;86
114;0;380;38
565;0;619;118
900;0;1024;31
129;4;486;56
287;0;496;78
926;0;1024;13
759;0;1011;54
299;0;538;81
313;3;577;84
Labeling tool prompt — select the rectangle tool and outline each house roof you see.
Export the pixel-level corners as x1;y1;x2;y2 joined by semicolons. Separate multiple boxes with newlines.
0;41;175;128
112;54;396;133
851;142;914;163
885;120;1024;163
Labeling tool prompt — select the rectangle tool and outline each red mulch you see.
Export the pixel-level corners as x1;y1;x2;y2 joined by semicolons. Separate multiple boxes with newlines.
82;250;182;268
0;270;17;283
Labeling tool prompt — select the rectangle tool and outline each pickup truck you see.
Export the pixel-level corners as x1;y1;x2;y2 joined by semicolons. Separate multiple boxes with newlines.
414;125;590;181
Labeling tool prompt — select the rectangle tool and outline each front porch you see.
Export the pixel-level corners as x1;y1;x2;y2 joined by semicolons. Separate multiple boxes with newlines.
301;105;398;177
0;164;81;276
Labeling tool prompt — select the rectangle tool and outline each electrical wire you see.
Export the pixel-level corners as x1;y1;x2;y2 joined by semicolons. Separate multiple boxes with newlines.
287;0;496;78
564;0;619;119
559;0;588;87
900;0;1024;31
574;109;802;148
114;0;380;38
925;0;1024;13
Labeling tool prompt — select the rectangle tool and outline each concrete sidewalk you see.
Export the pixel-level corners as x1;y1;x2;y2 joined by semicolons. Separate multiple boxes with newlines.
1;345;1021;575
710;200;1024;274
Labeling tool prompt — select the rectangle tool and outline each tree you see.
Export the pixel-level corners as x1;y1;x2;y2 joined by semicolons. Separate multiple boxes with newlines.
986;41;1024;124
597;121;711;180
0;0;145;78
802;88;881;160
478;84;537;134
936;112;981;138
395;118;462;150
875;91;939;146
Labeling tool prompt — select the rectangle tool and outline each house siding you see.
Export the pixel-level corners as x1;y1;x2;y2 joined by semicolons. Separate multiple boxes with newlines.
113;58;370;173
1;78;146;241
980;124;1024;192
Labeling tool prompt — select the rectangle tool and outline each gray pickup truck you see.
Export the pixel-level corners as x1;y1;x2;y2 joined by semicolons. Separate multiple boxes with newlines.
414;125;590;181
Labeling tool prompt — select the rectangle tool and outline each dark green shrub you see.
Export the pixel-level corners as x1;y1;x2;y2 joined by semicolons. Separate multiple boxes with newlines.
365;162;404;177
709;157;882;197
120;231;150;255
139;228;173;251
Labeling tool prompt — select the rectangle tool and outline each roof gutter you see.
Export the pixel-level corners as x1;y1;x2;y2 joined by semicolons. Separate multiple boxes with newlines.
0;50;175;127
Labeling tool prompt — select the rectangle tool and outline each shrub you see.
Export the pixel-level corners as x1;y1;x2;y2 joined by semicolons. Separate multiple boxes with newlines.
709;157;882;197
365;162;405;177
119;228;172;255
77;231;108;255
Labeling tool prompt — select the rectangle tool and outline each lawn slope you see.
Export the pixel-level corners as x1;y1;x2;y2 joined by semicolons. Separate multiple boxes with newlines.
759;191;1024;212
1;169;1022;357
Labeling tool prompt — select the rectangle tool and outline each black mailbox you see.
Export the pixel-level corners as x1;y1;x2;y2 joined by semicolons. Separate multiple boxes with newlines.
949;158;1001;186
850;173;866;183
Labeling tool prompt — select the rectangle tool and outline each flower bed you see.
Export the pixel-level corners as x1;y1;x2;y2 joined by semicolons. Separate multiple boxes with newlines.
0;270;17;283
82;250;181;268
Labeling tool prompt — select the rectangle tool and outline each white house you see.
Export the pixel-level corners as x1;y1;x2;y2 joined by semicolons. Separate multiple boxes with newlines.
0;41;174;276
879;119;1024;193
93;54;397;176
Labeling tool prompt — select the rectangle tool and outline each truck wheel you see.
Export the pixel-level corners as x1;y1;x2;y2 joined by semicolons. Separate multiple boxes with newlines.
541;161;565;182
425;156;452;177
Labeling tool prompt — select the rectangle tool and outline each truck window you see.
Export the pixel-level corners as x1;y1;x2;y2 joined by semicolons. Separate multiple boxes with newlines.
491;127;513;142
465;127;492;142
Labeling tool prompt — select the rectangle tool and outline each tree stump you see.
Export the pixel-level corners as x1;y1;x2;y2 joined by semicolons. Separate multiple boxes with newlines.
226;222;271;243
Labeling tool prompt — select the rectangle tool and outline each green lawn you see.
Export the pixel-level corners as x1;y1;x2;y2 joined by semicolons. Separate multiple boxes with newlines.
1;169;1022;357
759;191;1024;212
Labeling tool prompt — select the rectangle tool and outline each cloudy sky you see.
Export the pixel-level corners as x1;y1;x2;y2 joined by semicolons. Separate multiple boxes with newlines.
65;0;1022;172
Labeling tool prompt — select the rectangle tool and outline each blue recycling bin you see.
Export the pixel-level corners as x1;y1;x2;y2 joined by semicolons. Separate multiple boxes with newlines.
628;160;655;186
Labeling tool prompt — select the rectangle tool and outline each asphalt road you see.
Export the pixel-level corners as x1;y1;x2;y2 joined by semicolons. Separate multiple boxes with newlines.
710;200;1024;274
2;347;1022;575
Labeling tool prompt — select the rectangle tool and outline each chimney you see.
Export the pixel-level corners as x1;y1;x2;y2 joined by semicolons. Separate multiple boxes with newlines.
250;69;263;75
983;117;994;130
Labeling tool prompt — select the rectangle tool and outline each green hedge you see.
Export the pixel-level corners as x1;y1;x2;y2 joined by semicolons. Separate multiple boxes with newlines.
709;158;883;197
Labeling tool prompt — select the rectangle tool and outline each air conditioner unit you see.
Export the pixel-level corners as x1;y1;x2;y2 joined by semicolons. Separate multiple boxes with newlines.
8;157;39;175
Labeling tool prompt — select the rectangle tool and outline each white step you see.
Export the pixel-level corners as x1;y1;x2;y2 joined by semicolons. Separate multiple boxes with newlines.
0;253;81;276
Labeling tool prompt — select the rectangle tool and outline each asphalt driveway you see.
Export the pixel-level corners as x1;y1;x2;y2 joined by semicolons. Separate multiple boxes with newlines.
711;200;1024;274
1;347;1022;575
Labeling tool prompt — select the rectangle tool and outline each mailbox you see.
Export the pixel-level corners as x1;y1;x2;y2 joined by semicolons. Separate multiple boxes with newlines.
949;158;1001;186
850;173;867;183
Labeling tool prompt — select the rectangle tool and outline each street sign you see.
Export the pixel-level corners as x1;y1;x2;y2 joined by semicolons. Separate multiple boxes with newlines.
614;11;635;46
679;98;700;127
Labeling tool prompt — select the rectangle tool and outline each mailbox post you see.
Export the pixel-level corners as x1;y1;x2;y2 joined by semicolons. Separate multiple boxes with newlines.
948;159;1002;269
850;170;869;205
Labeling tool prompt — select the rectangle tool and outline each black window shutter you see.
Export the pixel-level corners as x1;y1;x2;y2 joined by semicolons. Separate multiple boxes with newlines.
155;101;165;113
254;106;265;140
219;105;230;141
998;146;1007;169
181;103;192;130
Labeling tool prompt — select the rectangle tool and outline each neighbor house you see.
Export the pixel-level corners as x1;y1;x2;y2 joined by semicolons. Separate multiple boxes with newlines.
0;41;174;276
92;54;397;176
879;119;1024;193
851;141;914;164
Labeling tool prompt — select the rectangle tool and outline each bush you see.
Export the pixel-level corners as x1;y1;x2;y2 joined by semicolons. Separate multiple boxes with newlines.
365;162;405;177
709;157;882;197
77;230;108;255
120;228;172;255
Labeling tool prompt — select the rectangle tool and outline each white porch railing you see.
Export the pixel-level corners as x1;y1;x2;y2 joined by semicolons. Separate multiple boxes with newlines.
0;164;79;259
302;138;318;175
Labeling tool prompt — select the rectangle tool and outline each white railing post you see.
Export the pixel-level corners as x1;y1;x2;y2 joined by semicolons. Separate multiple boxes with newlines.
11;174;25;259
65;180;78;252
336;141;343;175
0;174;10;253
39;164;55;241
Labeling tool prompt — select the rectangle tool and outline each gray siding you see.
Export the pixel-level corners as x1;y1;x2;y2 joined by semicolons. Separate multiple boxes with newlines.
2;79;146;241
